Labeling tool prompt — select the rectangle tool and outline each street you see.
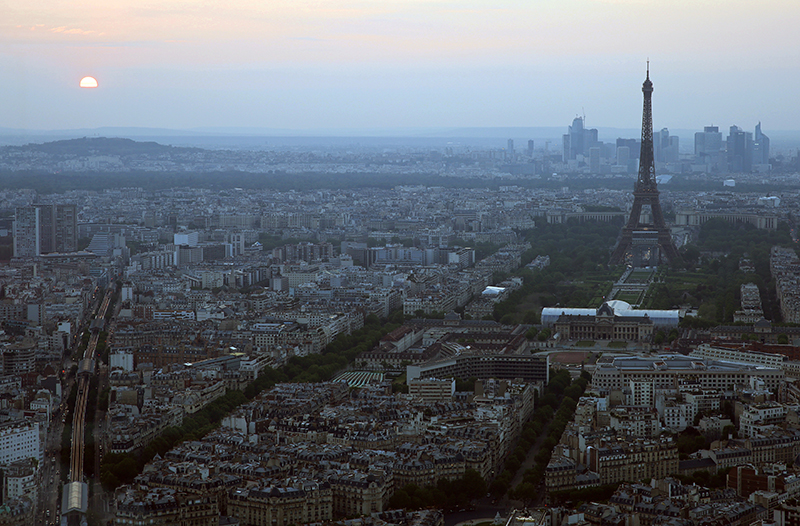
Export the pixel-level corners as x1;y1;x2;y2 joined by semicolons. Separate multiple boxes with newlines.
443;503;508;526
38;412;64;526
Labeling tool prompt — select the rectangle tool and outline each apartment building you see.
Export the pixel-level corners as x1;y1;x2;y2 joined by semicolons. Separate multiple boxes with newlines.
0;420;40;466
586;438;679;486
228;481;333;526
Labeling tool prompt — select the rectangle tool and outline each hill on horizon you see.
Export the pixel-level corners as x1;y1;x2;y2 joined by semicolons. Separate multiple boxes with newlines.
2;137;202;156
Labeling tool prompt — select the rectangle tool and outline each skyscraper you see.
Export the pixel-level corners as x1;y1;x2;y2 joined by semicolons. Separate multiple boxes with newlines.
655;128;679;163
616;138;640;160
694;126;724;172
505;139;515;162
657;127;670;162
37;204;56;255
562;116;599;161
55;204;78;252
13;207;39;258
13;204;78;257
616;146;630;167
727;125;753;173
589;147;601;173
754;122;770;166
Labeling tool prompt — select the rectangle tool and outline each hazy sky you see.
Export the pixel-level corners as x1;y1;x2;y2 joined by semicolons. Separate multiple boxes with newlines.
3;0;799;132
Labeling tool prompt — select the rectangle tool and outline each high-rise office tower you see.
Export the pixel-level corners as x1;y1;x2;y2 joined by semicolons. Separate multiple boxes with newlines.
13;204;78;257
694;126;724;171
562;117;599;161
616;138;640;160
527;139;534;157
695;126;722;155
589;147;601;173
566;117;584;160
507;139;514;152
667;136;679;163
609;65;680;266
727;125;753;173
754;122;770;166
616;146;630;166
655;128;679;163
657;128;670;162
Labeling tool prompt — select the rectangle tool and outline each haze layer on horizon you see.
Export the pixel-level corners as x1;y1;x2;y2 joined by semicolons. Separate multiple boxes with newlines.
3;0;799;132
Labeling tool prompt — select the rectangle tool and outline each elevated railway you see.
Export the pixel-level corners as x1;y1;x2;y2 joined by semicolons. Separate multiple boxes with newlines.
69;290;111;483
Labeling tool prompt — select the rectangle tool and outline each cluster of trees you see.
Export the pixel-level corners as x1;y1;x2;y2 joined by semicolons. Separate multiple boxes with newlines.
100;311;405;490
0;170;603;194
696;219;792;255
59;424;72;483
98;387;110;411
244;313;402;395
511;371;590;504
676;427;708;458
96;330;110;364
674;467;731;489
473;241;504;261
653;328;679;345
454;377;478;392
387;469;487;511
548;484;620;507
413;310;446;320
0;165;670;195
99;390;249;489
367;236;414;248
83;426;95;477
487;370;589;501
491;220;623;325
651;219;794;323
257;234;316;251
105;291;119;321
679;316;717;330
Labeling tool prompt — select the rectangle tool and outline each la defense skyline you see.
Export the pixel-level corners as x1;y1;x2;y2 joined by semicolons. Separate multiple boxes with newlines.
562;117;771;173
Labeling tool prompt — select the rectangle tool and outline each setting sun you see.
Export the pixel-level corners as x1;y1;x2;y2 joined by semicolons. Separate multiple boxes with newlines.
79;76;98;88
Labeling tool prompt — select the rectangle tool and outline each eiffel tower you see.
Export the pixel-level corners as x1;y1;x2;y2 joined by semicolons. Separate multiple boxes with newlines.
609;64;680;266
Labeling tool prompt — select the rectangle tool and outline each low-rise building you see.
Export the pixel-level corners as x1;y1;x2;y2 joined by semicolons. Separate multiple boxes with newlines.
408;378;455;402
591;355;784;393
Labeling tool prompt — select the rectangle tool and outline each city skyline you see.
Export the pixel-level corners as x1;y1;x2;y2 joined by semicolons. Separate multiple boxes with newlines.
3;0;800;131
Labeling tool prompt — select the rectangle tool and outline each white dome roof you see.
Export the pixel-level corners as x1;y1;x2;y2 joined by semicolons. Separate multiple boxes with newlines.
605;300;632;311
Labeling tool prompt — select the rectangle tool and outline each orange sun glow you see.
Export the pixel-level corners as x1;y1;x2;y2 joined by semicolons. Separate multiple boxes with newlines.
79;76;98;88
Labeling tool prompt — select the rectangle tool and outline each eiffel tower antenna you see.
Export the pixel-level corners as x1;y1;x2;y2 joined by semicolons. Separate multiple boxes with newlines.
609;64;680;266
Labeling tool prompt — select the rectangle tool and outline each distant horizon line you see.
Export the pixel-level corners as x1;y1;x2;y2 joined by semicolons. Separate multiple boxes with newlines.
2;124;798;133
3;124;800;139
